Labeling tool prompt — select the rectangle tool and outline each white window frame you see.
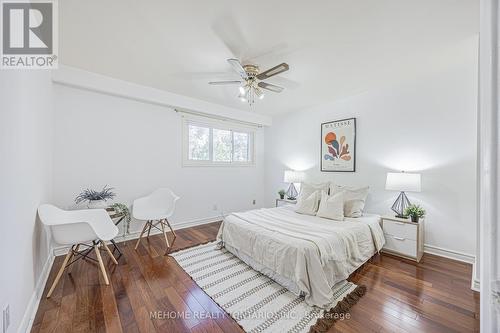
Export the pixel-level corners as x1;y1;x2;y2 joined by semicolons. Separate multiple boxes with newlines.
182;116;256;167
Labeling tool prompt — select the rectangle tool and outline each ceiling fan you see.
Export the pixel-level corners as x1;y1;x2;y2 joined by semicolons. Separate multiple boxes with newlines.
209;59;290;105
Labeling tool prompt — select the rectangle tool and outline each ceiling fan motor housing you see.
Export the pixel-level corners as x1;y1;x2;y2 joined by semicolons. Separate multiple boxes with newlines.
243;64;259;79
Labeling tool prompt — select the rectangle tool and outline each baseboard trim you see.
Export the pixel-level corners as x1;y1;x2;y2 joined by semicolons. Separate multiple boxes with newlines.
471;278;480;291
19;252;55;333
471;262;480;292
53;215;224;256
423;244;475;264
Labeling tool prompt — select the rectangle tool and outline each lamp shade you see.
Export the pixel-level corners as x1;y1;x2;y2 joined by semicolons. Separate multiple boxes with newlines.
284;170;304;183
385;172;421;192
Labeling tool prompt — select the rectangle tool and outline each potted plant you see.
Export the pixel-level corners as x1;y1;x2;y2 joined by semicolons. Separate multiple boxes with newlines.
110;202;132;236
75;185;116;209
404;204;425;223
278;189;286;200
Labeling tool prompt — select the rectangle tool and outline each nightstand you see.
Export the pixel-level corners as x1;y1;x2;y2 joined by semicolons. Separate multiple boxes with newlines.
380;216;424;262
275;198;297;207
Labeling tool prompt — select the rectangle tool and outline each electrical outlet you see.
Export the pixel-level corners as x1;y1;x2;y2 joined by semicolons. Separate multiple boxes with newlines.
252;199;256;205
3;304;9;333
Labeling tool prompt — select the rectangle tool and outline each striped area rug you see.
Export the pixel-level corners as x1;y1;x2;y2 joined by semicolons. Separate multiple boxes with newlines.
170;242;366;333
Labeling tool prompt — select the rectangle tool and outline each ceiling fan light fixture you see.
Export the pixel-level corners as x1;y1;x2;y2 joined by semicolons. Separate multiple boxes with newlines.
210;59;289;105
238;92;247;102
255;88;264;100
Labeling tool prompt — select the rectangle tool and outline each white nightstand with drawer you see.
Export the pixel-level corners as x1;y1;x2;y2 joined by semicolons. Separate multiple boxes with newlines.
275;198;297;207
381;216;424;262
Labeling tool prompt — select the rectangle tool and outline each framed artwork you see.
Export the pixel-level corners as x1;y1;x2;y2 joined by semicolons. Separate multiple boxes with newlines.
321;118;356;172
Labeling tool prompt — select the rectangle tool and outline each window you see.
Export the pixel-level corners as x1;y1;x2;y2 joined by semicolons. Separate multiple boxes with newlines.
233;132;249;162
188;124;210;161
213;129;232;162
183;118;255;166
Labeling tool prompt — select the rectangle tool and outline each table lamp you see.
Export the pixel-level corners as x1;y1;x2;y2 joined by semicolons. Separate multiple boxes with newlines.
385;172;421;218
284;170;304;200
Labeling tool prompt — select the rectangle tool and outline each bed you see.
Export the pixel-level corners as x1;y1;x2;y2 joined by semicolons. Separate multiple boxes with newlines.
216;205;385;308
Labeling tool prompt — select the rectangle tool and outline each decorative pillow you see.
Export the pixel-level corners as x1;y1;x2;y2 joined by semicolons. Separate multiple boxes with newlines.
330;185;369;217
297;182;329;206
295;190;320;215
316;191;344;221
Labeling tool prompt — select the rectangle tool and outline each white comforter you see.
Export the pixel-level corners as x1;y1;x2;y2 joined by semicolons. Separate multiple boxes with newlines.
216;206;385;308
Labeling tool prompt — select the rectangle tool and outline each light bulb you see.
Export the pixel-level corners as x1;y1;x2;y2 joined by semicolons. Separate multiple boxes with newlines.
255;89;264;100
238;93;247;102
239;86;245;95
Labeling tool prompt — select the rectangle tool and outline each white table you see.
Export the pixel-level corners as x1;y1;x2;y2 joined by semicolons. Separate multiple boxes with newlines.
380;215;424;262
275;198;297;207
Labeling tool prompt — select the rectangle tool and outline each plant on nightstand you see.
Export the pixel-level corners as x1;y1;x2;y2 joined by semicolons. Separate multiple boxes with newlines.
404;204;425;223
278;189;286;200
110;202;132;236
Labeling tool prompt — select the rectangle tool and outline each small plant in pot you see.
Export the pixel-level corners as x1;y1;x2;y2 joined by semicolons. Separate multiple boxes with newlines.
404;204;425;223
110;202;131;236
75;185;116;209
278;189;286;200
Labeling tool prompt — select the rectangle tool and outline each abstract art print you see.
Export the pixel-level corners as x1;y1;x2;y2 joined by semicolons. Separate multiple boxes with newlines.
321;118;356;172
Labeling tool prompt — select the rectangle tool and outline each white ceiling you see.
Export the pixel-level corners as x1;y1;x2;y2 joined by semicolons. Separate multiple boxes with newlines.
59;0;478;115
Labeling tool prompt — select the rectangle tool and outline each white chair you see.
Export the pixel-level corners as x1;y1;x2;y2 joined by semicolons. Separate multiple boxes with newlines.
38;204;119;298
133;188;179;252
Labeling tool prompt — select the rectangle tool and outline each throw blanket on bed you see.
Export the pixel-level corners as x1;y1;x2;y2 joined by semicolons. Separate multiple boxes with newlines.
216;206;385;308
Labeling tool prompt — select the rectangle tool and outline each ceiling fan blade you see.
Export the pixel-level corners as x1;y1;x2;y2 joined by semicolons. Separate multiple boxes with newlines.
171;71;236;81
211;16;249;59
267;76;300;90
256;63;289;80
245;43;289;63
227;59;248;79
209;80;243;85
258;82;284;93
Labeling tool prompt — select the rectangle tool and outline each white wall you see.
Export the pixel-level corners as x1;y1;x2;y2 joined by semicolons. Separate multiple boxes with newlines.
52;83;266;234
264;38;478;257
0;71;53;332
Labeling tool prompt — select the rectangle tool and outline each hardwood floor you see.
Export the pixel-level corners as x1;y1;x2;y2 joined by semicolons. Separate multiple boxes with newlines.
32;222;479;333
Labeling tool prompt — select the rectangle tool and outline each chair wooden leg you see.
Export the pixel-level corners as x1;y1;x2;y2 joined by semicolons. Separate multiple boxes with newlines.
101;241;118;265
146;220;152;238
160;220;170;248
67;244;80;274
46;245;74;298
165;218;177;249
135;221;150;250
95;244;109;285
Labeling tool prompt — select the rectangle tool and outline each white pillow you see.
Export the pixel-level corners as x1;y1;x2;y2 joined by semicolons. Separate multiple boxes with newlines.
297;182;329;206
295;190;320;215
330;185;369;218
316;191;344;221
